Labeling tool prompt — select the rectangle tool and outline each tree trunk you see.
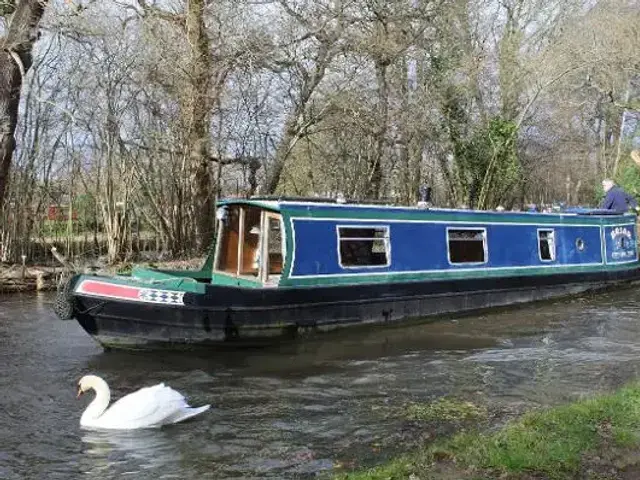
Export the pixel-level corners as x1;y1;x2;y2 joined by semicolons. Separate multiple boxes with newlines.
612;88;630;177
497;5;522;122
0;0;48;212
262;36;332;195
185;0;214;251
263;117;302;195
367;60;389;200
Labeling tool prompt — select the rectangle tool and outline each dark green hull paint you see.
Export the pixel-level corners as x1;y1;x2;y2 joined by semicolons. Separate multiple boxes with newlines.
71;265;640;350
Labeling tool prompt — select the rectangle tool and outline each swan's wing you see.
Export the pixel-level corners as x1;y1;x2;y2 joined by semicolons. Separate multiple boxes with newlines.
98;383;192;429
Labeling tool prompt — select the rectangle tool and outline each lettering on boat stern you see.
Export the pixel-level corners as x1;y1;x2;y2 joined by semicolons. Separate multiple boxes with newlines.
611;226;636;260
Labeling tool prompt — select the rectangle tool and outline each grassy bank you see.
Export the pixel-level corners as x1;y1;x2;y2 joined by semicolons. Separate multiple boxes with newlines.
337;384;640;479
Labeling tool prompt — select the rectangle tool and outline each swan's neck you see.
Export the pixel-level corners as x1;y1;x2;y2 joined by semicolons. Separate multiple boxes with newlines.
81;378;111;424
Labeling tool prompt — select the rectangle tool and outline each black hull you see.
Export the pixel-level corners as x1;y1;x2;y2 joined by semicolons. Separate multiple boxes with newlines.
72;268;640;350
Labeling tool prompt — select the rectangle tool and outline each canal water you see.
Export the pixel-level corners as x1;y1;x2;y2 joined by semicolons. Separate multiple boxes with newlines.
2;290;640;479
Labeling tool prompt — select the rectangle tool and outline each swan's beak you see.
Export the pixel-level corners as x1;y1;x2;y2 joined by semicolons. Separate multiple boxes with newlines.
76;386;83;398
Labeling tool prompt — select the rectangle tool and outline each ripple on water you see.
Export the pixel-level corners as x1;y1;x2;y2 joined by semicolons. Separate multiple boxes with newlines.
4;290;640;477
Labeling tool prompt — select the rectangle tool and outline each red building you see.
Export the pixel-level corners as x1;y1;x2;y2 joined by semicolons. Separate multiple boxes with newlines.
47;205;78;222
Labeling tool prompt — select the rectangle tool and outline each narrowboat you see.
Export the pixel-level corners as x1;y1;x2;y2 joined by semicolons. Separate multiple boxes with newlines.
55;197;640;350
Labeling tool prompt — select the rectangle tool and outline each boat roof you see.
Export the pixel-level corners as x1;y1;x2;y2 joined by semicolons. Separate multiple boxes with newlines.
217;196;634;219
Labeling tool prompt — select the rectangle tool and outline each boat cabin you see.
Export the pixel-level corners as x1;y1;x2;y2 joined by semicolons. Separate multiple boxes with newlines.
209;198;639;289
213;202;284;286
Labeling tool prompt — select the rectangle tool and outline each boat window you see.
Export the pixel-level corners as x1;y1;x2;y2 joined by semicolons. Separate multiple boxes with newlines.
538;229;556;261
338;226;390;268
447;228;487;264
266;216;283;277
240;207;262;277
215;206;240;274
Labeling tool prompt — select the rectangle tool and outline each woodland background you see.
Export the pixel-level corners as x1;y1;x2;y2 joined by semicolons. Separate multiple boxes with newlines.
1;0;639;264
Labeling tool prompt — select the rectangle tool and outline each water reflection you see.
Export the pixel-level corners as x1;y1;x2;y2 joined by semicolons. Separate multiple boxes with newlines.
81;429;181;474
82;325;501;379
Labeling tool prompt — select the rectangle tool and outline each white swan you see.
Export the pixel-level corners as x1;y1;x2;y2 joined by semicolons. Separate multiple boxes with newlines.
77;375;210;430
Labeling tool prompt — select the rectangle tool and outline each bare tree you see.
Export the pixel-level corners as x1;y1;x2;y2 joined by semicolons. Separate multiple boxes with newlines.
260;0;349;194
0;0;48;212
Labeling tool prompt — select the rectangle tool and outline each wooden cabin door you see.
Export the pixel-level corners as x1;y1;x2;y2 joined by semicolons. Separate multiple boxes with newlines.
260;212;284;284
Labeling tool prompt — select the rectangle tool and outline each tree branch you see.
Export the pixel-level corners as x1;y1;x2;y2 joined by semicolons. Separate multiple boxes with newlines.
132;0;185;27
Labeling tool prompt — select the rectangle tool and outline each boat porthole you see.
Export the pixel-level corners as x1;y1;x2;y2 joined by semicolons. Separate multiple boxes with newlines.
576;238;585;251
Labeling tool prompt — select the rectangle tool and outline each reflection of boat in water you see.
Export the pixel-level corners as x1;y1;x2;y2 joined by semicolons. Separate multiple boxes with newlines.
57;197;640;350
83;321;502;378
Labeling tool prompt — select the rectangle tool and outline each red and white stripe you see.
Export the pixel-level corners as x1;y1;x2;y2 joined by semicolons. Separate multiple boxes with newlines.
75;279;185;305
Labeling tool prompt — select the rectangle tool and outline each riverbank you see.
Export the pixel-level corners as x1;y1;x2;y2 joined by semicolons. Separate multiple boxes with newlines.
0;257;205;293
336;383;640;480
